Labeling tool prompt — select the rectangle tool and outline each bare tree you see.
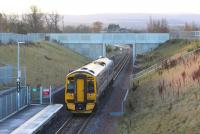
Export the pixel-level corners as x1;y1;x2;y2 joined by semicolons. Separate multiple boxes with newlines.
92;21;103;32
61;15;64;32
45;12;61;33
44;14;53;32
107;24;120;32
76;25;91;33
63;25;76;33
184;21;200;31
0;13;8;32
63;25;91;33
7;14;19;32
147;17;169;33
50;12;60;32
23;6;45;33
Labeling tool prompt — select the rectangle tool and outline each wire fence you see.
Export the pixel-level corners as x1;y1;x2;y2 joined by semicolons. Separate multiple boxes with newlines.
0;65;26;90
0;65;13;85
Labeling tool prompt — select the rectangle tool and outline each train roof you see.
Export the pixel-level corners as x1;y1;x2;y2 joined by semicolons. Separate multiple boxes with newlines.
67;57;113;77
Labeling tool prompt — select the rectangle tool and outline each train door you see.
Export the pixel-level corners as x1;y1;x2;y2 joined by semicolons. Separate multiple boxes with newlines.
76;79;85;102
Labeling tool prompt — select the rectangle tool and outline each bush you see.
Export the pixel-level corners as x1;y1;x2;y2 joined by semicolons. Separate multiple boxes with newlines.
132;81;139;91
187;48;194;52
106;46;112;53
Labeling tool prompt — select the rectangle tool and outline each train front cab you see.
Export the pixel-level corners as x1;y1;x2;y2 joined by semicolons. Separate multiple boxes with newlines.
65;72;96;113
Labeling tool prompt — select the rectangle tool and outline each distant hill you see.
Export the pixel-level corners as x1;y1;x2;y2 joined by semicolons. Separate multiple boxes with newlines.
63;13;200;29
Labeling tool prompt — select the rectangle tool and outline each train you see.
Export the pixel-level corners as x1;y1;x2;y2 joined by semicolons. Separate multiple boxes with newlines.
65;45;130;113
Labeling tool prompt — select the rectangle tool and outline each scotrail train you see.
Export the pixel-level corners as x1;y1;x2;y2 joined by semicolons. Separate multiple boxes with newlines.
65;47;129;113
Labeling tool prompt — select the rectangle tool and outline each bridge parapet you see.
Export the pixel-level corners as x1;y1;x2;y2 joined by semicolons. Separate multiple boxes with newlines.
47;33;169;44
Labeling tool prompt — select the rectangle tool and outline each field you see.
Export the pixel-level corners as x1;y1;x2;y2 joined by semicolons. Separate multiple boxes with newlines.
0;41;91;89
119;40;200;134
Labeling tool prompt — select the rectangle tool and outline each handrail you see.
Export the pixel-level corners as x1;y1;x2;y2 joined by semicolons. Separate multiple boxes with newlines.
133;47;200;80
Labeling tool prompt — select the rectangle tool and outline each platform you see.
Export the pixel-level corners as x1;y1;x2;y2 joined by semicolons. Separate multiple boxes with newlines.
0;105;46;134
11;104;63;134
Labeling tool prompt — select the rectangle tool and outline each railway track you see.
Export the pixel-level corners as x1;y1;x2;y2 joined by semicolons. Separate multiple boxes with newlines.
55;114;94;134
55;52;131;134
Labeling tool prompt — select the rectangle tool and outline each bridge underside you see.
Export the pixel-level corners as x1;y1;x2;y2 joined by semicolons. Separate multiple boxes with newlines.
64;43;161;60
48;33;169;59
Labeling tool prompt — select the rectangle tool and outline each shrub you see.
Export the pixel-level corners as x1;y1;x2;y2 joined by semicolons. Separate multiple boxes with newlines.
187;48;194;52
132;81;139;91
192;65;200;82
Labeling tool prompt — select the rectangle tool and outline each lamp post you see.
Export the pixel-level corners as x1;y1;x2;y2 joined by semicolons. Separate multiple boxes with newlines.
102;34;106;57
17;42;25;110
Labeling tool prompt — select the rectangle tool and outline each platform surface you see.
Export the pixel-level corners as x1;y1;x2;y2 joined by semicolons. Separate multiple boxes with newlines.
11;104;63;134
0;105;46;134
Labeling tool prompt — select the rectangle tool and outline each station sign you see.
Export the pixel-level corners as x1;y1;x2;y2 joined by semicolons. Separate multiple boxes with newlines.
32;88;38;92
43;89;50;96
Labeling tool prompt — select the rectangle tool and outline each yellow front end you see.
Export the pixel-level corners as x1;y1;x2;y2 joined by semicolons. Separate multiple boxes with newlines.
65;72;97;113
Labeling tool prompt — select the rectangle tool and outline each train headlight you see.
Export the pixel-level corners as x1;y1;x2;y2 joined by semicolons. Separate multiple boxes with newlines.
69;93;73;96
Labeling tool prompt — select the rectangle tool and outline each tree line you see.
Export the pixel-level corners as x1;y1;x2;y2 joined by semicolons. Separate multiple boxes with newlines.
0;6;104;33
0;6;199;33
147;17;200;33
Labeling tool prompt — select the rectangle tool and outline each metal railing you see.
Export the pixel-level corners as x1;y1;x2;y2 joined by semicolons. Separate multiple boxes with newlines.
133;47;200;80
30;86;53;105
0;85;54;122
0;87;30;122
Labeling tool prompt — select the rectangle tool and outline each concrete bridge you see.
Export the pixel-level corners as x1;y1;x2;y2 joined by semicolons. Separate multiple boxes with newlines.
47;33;169;59
0;33;169;59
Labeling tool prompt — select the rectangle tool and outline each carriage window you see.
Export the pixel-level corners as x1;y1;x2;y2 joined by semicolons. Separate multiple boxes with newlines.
68;79;75;93
88;81;94;93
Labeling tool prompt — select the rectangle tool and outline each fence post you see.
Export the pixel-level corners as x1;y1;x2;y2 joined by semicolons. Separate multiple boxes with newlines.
24;67;27;87
17;89;20;111
40;86;43;104
50;85;52;104
122;100;124;115
29;86;32;104
26;86;30;105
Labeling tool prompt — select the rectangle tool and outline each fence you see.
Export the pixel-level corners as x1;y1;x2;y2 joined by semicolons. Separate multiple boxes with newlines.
170;31;200;40
0;65;13;84
0;33;170;44
0;85;54;122
0;33;45;44
30;86;53;105
0;87;29;122
0;65;26;90
133;47;200;80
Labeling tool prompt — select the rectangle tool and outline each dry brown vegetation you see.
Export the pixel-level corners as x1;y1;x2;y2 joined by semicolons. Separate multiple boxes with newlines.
119;45;200;134
135;39;200;72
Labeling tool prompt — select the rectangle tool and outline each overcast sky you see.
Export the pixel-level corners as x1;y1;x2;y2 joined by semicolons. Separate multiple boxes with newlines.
0;0;200;15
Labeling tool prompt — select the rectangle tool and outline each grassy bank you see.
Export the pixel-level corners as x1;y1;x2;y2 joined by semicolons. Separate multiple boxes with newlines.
119;40;200;133
136;39;200;70
0;41;91;89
